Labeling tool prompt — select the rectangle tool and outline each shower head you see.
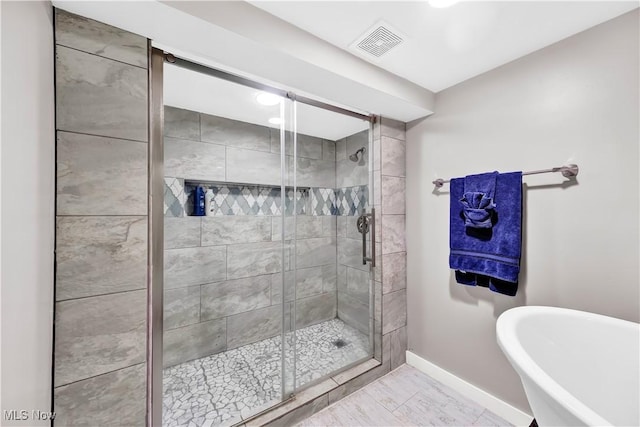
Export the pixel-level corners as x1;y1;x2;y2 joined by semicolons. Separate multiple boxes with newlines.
349;147;366;162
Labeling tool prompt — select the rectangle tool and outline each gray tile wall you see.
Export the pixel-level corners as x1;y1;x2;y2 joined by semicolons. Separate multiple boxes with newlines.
162;106;340;366
335;130;372;335
373;118;408;370
53;9;148;426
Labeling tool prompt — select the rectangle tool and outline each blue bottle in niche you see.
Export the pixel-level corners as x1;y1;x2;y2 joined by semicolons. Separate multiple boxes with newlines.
193;186;206;216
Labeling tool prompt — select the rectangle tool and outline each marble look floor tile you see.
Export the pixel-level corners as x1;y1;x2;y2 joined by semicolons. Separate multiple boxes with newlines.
392;390;482;426
361;363;428;412
472;409;513;426
322;389;408;427
163;319;369;427
299;364;514;427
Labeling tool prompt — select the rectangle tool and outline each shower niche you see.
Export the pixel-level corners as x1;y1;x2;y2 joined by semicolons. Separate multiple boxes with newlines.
159;57;375;426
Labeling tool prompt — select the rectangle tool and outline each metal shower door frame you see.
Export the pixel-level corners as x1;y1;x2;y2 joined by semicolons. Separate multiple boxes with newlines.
147;47;378;427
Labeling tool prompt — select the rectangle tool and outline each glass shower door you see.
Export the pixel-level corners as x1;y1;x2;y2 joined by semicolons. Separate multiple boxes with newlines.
156;49;375;426
160;61;295;426
290;102;374;390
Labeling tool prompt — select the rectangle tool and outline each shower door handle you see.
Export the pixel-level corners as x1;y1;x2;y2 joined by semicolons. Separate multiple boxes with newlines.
357;208;376;267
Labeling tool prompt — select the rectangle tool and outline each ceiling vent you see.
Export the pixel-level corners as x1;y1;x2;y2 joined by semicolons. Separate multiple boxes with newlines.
352;21;404;58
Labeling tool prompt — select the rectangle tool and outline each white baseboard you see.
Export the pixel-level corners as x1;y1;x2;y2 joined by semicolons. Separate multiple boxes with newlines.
406;351;533;426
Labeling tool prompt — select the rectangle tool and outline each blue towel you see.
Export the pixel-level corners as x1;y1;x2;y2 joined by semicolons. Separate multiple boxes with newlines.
460;172;497;229
449;171;523;296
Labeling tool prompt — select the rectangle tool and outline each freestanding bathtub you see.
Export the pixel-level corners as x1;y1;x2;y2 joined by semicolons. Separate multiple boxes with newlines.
497;306;639;426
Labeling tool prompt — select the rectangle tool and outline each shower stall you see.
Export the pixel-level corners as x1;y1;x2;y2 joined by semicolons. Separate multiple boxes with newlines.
151;50;376;426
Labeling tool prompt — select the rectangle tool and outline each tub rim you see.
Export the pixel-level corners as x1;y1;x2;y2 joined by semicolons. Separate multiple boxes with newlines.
496;305;639;426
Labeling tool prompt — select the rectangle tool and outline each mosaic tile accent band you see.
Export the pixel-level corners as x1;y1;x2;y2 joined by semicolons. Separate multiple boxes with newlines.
164;178;186;217
185;183;307;217
164;180;368;218
334;186;369;216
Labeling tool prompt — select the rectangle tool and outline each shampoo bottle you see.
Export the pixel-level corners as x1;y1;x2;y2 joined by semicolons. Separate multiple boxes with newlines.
193;186;205;216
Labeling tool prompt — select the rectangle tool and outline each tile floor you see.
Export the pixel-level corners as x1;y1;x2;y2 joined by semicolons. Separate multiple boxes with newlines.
297;364;513;427
163;319;369;427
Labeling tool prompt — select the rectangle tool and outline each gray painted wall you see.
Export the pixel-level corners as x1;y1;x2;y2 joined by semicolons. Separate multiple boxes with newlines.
53;9;148;425
1;2;55;425
406;10;639;413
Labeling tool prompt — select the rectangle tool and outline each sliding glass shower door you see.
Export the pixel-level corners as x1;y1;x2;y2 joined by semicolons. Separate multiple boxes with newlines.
161;62;296;426
154;50;375;427
289;102;374;391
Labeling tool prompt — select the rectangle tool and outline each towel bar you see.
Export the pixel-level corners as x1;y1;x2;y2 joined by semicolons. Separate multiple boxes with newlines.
432;164;579;188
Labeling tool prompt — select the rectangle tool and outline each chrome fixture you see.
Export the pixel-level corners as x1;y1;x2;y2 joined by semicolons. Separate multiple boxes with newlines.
349;147;366;162
432;164;580;188
356;209;375;267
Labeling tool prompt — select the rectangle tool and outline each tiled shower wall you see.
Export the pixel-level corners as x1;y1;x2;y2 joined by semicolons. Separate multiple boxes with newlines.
335;131;371;334
375;118;408;371
162;106;366;367
53;9;148;426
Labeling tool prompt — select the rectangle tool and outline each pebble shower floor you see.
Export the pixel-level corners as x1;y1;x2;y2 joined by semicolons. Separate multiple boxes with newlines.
163;319;370;427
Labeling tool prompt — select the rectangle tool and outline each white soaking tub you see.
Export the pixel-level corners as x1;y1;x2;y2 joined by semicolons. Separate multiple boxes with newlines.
497;306;639;426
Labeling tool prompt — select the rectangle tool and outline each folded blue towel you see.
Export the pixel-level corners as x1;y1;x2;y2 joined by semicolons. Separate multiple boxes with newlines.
449;171;523;296
460;172;497;229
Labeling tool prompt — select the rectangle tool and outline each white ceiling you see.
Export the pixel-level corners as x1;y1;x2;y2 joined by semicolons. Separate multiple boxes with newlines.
164;63;369;140
250;1;639;92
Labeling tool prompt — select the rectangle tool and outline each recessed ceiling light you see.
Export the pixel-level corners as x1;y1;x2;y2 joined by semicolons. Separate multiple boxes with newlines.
268;117;282;125
428;0;460;8
256;92;281;106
